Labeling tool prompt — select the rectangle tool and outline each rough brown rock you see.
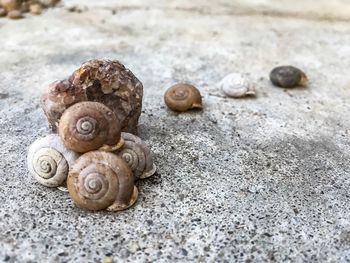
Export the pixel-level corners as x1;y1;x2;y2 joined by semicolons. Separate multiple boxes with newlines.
41;59;143;135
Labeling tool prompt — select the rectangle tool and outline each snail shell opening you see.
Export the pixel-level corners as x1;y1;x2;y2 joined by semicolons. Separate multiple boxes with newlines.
107;185;139;212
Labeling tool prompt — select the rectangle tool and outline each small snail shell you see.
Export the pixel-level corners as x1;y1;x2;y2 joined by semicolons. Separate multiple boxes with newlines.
27;134;79;187
59;101;123;153
164;83;202;112
67;151;137;211
116;132;156;180
219;73;256;98
270;66;308;88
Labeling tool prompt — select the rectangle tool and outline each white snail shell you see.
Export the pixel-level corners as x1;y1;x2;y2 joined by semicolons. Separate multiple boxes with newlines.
116;132;156;180
27;134;79;187
219;73;256;98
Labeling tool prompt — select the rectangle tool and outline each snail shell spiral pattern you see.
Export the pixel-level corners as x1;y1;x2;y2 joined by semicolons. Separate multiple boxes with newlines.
67;151;137;211
117;132;156;180
164;83;202;112
219;73;256;98
27;134;79;187
59;101;123;153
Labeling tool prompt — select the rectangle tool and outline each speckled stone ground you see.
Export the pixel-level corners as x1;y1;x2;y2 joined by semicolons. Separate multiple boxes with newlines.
1;1;350;262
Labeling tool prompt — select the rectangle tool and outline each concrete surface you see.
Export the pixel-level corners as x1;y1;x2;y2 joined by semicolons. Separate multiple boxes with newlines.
1;0;350;262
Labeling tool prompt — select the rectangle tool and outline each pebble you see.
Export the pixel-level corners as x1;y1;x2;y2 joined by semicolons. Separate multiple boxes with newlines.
7;10;22;19
30;4;42;15
39;0;59;7
0;0;17;11
0;8;6;16
0;0;59;19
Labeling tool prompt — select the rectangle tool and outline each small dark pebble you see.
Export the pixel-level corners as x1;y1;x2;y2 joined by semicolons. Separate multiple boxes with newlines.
181;248;188;256
263;232;273;237
0;93;9;99
67;6;83;13
3;255;10;262
146;220;153;226
58;252;68;257
270;65;308;88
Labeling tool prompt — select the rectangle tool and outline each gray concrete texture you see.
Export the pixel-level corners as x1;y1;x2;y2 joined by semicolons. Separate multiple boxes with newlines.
1;0;350;262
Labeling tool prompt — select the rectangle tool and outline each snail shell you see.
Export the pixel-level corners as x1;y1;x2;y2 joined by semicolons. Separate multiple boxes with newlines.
164;83;202;112
58;101;123;153
27;134;79;187
219;73;256;98
67;151;137;211
116;132;156;180
270;66;308;88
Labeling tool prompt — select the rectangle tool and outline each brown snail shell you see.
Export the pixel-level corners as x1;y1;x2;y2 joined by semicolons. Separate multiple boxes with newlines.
116;132;156;180
164;83;202;112
41;59;143;134
270;66;308;88
58;101;123;153
67;151;137;211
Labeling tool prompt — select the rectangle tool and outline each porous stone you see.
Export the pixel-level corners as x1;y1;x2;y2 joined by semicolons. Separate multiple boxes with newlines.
0;0;17;12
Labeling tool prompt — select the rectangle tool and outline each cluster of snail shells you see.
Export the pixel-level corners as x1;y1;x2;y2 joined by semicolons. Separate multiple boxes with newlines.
28;59;156;212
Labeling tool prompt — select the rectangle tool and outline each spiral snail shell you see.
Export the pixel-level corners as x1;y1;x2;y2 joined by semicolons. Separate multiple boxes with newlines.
164;83;202;112
116;132;156;180
270;66;308;88
27;134;79;187
219;73;256;98
67;151;137;211
58;101;123;153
